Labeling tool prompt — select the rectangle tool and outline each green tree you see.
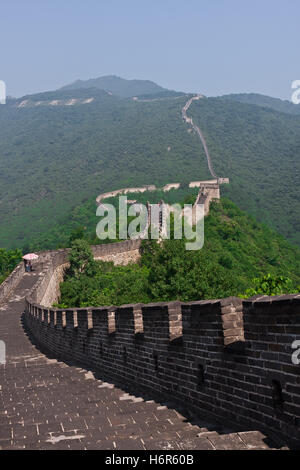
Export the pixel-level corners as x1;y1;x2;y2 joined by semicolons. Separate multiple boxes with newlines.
68;226;86;244
0;248;22;284
241;274;297;298
67;239;96;280
142;238;238;302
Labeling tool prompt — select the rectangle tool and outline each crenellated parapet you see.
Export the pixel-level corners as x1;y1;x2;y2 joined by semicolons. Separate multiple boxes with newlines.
0;238;296;448
23;251;300;449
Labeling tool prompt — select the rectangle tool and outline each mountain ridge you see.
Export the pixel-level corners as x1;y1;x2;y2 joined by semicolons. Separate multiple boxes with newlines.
220;92;300;115
59;74;174;98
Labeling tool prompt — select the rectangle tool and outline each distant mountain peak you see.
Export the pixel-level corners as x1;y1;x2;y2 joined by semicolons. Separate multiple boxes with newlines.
59;75;170;98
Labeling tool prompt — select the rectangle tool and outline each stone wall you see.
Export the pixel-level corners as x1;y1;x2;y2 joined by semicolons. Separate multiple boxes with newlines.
39;262;69;307
34;240;142;307
23;288;300;449
189;180;218;188
30;250;69;306
163;183;181;192
96;186;157;205
92;240;141;266
0;240;142;307
241;295;300;443
96;180;225;207
0;262;24;305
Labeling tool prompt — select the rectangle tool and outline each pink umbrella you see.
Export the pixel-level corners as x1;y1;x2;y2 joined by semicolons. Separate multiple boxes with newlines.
22;253;39;261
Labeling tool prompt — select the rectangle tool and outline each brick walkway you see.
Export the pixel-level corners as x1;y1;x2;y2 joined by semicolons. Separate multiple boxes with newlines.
0;267;287;450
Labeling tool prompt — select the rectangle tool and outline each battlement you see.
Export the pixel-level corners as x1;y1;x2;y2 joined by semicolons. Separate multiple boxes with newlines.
21;244;300;449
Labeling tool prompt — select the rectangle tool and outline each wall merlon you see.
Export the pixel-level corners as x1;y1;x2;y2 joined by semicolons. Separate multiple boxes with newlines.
108;309;116;335
56;310;64;329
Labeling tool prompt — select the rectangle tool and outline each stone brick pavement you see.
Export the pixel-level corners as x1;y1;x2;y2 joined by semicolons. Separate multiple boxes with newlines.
0;267;288;450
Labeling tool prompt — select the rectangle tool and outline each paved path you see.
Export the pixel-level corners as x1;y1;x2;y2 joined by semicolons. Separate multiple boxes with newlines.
182;95;219;179
0;268;287;450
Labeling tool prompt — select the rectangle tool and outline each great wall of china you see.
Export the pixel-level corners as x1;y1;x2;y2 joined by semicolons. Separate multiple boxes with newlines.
96;179;222;235
0;239;299;449
95;94;229;226
0;95;299;450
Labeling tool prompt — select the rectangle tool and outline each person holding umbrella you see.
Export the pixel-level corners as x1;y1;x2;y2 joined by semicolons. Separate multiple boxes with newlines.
22;253;39;272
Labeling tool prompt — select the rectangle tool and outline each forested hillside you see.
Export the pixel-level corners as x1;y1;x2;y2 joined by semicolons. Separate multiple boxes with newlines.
22;187;200;251
190;97;300;246
0;86;299;249
57;199;300;308
0;90;209;249
221;93;300;115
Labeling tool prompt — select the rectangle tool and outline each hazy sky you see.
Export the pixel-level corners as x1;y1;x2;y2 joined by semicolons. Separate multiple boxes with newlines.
1;0;299;99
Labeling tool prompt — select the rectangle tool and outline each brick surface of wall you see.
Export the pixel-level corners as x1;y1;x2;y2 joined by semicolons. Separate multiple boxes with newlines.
24;285;300;448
